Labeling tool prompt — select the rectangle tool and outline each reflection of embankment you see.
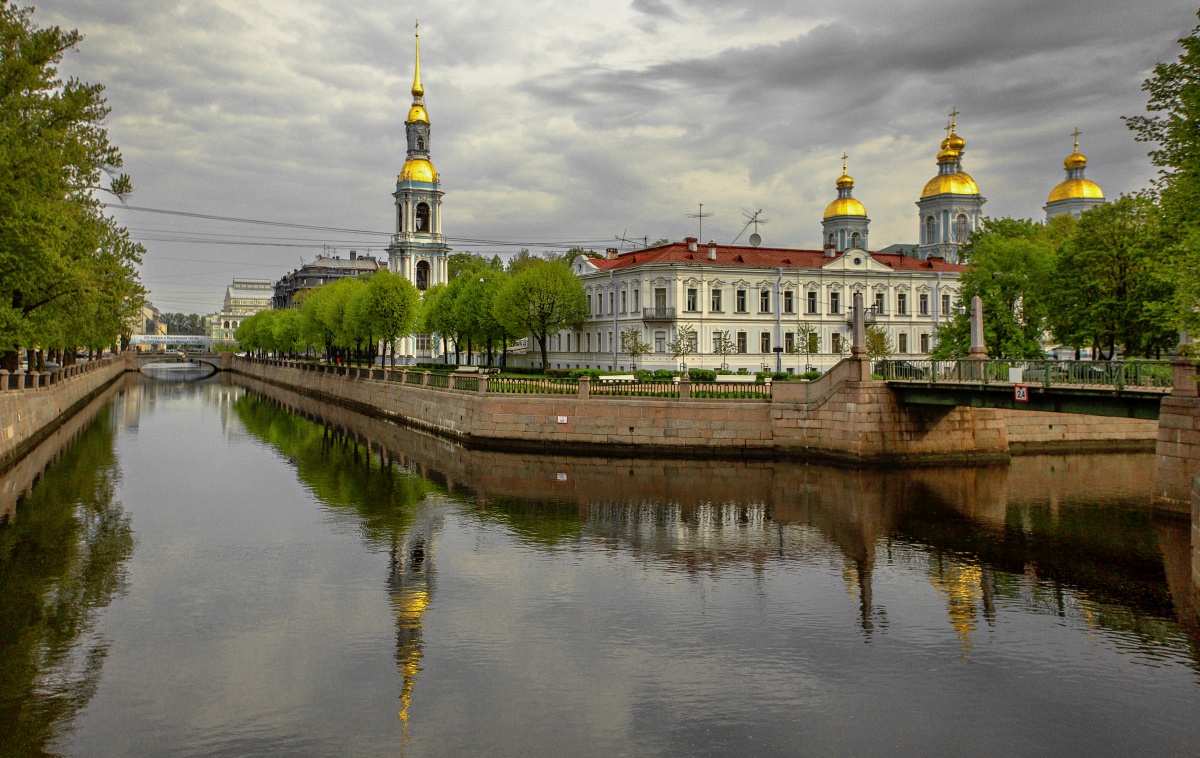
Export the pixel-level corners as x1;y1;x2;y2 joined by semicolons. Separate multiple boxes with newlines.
234;374;1198;658
0;380;136;754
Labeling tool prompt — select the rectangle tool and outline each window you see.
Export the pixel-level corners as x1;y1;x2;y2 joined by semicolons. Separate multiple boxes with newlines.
621;290;627;313
655;331;666;353
415;260;430;291
608;292;614;314
920;333;930;353
654;288;667;314
711;289;723;312
760;332;771;353
785;332;795;352
223;320;230;329
827;232;835;247
874;292;885;314
736;332;747;353
416;137;426;151
633;289;640;312
415;202;431;233
587;333;592;352
919;293;929;316
687;332;698;352
784;290;794;314
925;216;936;245
898;333;908;353
897;293;907;315
831;333;843;353
596;293;602;315
687;288;698;311
736;290;747;313
607;330;613;351
955;214;969;243
807;290;818;314
712;334;722;353
850;231;861;249
808;332;819;354
416;334;431;350
942;293;952;316
830;292;840;314
760;290;771;313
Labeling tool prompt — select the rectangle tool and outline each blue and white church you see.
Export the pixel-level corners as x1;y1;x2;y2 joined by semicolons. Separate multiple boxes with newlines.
915;114;985;263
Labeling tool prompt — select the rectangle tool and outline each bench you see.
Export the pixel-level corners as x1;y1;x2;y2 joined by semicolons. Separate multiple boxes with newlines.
715;375;761;384
454;366;480;373
598;374;637;383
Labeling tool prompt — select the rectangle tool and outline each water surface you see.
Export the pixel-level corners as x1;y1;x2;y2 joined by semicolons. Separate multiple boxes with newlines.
1;371;1198;756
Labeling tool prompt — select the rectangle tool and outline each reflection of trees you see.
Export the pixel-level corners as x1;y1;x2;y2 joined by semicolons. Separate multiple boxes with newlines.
231;393;442;729
0;413;134;756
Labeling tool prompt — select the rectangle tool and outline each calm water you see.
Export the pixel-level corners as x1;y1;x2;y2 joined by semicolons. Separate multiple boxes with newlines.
2;370;1199;757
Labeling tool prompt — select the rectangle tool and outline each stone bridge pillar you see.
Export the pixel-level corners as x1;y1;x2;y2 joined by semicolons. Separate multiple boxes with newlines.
1153;357;1200;512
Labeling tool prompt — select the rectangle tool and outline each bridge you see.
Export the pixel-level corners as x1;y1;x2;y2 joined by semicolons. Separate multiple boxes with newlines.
877;359;1172;420
136;351;232;372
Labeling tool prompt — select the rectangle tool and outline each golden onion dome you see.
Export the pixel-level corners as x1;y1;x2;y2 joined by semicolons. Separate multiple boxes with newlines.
824;196;866;219
921;171;979;198
1047;178;1103;204
399;158;437;183
407;103;429;124
937;146;960;163
946;131;965;151
836;171;854;189
1064;150;1087;169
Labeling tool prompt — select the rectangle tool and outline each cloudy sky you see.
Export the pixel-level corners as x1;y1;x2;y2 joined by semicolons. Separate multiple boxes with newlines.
37;0;1196;314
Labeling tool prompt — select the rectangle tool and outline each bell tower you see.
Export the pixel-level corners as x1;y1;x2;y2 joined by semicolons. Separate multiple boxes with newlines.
388;23;450;294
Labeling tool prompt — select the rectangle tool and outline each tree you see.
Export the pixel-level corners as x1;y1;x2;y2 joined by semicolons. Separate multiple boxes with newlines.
619;326;651;370
365;271;420;367
865;324;894;361
1047;195;1174;358
451;262;508;365
931;218;1059;359
666;323;697;371
791;323;819;369
421;282;461;363
713;330;737;370
272;308;304;357
492;259;587;369
1125;13;1200;339
0;3;144;368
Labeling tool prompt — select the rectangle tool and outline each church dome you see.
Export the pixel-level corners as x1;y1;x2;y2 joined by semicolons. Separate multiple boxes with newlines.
945;130;965;152
921;171;979;198
407;103;429;124
836;172;854;189
1047;178;1103;204
824;196;866;218
1064;149;1087;170
399;158;437;183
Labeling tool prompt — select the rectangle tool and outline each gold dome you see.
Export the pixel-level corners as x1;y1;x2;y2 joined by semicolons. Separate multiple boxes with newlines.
1064;150;1087;169
824;196;866;219
836;172;854;189
399;158;437;183
921;171;979;198
945;131;965;151
1047;178;1103;204
407;103;429;124
937;146;960;163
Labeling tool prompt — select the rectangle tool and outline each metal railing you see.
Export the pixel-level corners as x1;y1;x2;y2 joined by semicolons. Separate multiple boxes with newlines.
691;382;772;400
425;373;450;389
487;377;578;395
875;359;1173;390
591;381;679;398
455;376;479;392
642;306;676;321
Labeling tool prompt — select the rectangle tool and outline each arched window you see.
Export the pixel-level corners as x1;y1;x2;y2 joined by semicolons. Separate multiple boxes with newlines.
925;216;936;245
416;260;430;291
850;232;861;249
415;202;431;233
827;233;835;246
398;205;405;232
416;137;425;151
224;321;230;329
955;214;969;243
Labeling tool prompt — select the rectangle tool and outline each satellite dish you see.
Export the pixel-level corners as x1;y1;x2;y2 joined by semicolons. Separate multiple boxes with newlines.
749;233;761;247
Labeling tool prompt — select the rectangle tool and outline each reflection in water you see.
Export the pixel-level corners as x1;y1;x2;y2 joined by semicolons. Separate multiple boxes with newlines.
0;392;134;756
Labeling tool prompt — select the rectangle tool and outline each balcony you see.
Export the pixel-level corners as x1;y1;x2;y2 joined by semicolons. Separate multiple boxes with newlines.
642;306;676;323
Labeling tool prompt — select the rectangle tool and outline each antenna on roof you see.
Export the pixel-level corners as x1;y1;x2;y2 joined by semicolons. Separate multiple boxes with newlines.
731;208;769;247
614;229;642;251
685;203;713;241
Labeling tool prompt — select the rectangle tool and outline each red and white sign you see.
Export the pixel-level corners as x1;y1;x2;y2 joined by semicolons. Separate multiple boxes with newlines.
556;472;567;481
1014;385;1029;402
557;415;568;424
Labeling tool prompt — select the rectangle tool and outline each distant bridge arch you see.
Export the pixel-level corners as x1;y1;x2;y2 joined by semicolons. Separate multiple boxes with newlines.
136;351;232;373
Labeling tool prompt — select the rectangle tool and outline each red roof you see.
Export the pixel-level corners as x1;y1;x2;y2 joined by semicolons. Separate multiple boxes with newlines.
587;242;967;273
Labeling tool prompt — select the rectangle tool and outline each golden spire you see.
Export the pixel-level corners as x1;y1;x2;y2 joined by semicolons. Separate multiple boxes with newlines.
411;21;424;98
1065;127;1087;169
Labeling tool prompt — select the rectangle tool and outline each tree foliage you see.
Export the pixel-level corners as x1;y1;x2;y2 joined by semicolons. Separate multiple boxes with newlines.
492;259;587;368
0;3;145;365
865;325;893;361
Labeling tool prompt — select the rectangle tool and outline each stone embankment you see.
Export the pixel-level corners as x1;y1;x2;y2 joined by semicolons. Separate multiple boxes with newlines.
0;352;134;471
232;357;1156;465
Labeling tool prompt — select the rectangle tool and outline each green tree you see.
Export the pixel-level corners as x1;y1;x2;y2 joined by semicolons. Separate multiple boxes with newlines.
865;324;894;361
1047;196;1174;358
713;329;737;369
365;271;420;367
666;323;697;371
451;262;508;366
492;259;587;369
932;218;1060;359
619;326;651;370
421;282;461;363
0;3;144;368
1125;13;1200;339
272;308;304;357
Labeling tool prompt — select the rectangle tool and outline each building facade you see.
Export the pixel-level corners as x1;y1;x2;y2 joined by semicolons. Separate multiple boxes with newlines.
271;252;382;311
209;279;275;345
537;235;965;373
915;116;985;263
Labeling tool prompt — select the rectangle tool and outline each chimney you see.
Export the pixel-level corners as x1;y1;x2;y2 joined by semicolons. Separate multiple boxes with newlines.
605;247;619;259
686;237;698;253
350;250;357;260
708;240;717;260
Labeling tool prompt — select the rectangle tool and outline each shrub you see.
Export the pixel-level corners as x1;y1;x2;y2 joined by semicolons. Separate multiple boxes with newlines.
736;368;748;375
802;370;822;381
771;372;789;381
688;368;716;382
651;369;677;380
716;369;732;375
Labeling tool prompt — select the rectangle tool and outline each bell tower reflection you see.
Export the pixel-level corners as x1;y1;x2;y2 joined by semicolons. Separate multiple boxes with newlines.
389;508;441;732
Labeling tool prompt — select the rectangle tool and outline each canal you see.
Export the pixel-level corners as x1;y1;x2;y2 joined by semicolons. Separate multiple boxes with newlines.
2;369;1198;756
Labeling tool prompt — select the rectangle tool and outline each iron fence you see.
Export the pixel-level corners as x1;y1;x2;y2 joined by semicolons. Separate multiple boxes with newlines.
487;377;579;395
690;382;772;400
875;359;1173;390
591;381;679;398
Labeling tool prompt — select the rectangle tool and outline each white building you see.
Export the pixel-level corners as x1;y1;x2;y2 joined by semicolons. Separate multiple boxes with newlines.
543;238;966;373
209;279;274;345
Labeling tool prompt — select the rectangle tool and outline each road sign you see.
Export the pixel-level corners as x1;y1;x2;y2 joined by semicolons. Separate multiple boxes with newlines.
1014;385;1029;402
